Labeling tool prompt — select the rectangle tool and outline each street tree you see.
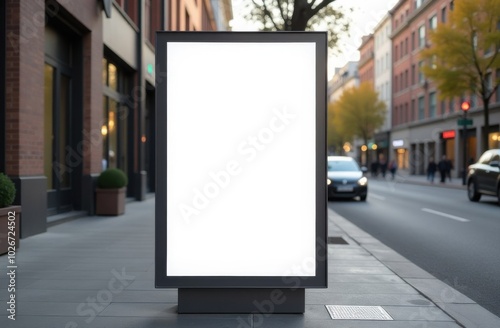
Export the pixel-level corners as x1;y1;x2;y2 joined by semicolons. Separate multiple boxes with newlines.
245;0;350;49
421;0;500;151
329;82;386;148
327;102;351;154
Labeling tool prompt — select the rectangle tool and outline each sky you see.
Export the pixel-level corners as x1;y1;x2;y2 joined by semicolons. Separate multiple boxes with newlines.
230;0;399;78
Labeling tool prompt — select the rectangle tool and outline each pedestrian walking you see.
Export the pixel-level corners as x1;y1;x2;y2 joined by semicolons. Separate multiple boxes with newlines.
438;155;448;183
446;157;453;182
388;159;397;180
370;160;379;177
427;157;437;183
379;155;388;178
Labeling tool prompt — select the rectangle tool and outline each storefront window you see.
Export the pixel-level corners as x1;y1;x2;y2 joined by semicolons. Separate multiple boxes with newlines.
489;132;500;149
102;58;130;174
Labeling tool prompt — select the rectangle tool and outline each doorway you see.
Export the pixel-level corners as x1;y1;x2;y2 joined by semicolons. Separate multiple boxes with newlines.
44;25;82;215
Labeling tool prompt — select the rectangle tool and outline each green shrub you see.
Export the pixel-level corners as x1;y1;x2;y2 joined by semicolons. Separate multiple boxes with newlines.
97;168;128;189
0;173;16;208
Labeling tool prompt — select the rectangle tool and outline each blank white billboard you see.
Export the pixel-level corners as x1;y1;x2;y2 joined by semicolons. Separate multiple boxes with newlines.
165;41;317;276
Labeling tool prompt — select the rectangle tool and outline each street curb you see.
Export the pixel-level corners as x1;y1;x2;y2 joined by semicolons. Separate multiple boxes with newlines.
394;175;466;190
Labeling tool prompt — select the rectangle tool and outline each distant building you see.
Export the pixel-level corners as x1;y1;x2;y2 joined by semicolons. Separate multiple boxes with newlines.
358;34;374;85
328;61;359;156
328;62;359;103
0;0;232;238
373;14;393;166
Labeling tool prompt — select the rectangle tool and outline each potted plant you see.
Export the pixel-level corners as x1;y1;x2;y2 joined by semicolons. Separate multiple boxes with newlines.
0;173;21;255
95;168;128;216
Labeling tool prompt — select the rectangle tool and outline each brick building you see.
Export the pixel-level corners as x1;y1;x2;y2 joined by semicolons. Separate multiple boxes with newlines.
0;0;231;238
389;0;500;176
358;34;374;85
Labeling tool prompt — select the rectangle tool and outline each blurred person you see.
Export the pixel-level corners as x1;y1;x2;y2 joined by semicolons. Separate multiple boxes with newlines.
379;154;387;178
438;155;448;183
427;157;437;183
388;159;397;180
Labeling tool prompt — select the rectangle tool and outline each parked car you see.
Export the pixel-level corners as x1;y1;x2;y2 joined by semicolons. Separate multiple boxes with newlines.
327;156;368;201
466;149;500;205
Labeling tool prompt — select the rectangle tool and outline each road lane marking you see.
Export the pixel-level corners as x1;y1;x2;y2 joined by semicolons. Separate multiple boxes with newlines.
421;208;470;223
370;193;386;201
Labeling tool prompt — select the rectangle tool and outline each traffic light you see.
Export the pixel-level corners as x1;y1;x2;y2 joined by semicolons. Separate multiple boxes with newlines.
461;101;470;111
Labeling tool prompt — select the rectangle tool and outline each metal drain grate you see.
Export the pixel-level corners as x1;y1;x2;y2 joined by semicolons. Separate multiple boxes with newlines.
327;236;349;244
325;305;393;320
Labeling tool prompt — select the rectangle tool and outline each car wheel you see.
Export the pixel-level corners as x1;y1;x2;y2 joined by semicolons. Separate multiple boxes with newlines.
359;194;367;201
467;180;481;202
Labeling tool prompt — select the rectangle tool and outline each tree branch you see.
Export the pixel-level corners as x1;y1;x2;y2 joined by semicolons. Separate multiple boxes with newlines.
310;0;336;17
276;0;288;28
254;0;280;30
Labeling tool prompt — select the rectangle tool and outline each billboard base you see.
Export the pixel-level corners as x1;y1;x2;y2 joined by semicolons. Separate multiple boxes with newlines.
178;288;305;314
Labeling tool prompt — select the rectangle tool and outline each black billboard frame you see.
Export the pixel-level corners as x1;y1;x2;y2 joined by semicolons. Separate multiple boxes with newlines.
155;31;327;312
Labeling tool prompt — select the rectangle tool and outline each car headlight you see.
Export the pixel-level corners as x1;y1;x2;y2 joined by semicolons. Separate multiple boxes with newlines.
357;177;368;186
327;179;331;185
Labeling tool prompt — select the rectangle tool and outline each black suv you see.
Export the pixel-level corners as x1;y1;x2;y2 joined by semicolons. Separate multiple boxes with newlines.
466;149;500;205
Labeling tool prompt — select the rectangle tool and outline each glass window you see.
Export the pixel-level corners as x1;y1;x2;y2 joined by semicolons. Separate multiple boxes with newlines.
441;7;446;22
450;99;455;112
418;61;425;84
429;92;436;118
108;63;117;91
429;15;437;30
102;59;130;174
411;99;415;121
486;72;492;91
489;133;500;149
102;96;108;170
59;74;70;188
418;96;425;120
471;94;476;107
102;58;107;86
419;25;426;48
441;100;446;115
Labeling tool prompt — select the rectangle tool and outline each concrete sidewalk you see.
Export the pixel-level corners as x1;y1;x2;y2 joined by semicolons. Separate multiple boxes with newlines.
371;169;466;190
1;197;499;328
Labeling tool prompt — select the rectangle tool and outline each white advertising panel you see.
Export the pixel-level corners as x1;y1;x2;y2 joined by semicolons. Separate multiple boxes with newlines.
156;32;327;288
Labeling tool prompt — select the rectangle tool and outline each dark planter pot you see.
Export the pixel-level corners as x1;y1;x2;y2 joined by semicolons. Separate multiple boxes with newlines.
0;206;21;255
96;188;126;216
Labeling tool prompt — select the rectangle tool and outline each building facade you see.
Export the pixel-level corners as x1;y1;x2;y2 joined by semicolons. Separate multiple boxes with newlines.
389;0;500;177
358;34;374;85
328;61;359;157
1;0;231;238
373;14;393;166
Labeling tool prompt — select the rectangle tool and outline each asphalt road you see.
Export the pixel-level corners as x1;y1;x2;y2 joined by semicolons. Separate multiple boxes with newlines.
329;179;500;317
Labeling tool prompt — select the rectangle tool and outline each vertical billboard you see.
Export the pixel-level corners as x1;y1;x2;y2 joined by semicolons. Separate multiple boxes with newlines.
156;32;327;288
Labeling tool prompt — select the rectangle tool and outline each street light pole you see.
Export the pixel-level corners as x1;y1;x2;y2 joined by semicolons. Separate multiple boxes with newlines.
461;101;470;185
